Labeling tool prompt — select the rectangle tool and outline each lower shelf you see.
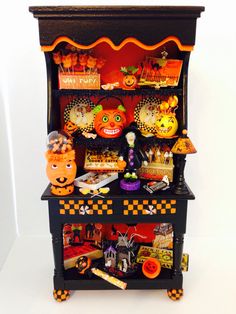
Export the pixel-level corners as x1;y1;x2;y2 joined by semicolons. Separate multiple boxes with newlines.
61;267;182;290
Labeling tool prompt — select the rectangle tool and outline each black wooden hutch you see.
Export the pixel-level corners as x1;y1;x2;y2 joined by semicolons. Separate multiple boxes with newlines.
29;6;204;301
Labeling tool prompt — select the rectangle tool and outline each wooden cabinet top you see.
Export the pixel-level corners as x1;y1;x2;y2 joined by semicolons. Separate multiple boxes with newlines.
29;6;204;50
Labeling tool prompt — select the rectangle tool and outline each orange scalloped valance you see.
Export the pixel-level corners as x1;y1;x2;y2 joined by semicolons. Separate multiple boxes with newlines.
41;36;194;52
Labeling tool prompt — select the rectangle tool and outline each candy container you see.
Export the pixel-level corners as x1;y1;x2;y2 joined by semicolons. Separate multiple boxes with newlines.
45;131;77;196
93;103;127;138
156;96;179;138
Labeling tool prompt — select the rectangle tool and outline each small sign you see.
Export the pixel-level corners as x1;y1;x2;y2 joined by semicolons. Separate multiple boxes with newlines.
59;72;100;90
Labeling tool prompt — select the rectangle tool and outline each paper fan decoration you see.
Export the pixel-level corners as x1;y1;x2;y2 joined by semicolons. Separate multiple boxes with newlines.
134;97;162;135
64;98;95;133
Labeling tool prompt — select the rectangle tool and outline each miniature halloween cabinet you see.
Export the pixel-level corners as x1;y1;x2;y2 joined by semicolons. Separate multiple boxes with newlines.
29;6;204;301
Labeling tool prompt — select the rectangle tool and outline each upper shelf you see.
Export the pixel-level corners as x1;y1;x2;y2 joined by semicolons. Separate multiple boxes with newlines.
52;88;183;98
29;6;205;50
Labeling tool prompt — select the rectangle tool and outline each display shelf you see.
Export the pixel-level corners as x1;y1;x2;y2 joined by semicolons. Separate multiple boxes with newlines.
52;88;183;98
41;179;195;201
73;134;178;149
63;267;179;290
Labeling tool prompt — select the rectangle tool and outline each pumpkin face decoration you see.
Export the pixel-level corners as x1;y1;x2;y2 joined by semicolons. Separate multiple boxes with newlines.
156;113;178;138
46;156;77;188
64;121;78;135
120;66;139;90
142;258;161;279
122;75;137;89
46;131;77;196
155;96;179;138
93;104;127;138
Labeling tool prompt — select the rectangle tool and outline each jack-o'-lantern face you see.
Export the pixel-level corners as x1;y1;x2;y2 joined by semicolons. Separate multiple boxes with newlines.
123;74;137;89
46;159;77;187
156;114;178;138
64;121;78;134
142;258;161;279
94;106;127;138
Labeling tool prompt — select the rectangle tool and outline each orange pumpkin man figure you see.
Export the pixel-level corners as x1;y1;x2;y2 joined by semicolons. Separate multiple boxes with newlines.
45;131;77;196
93;104;127;138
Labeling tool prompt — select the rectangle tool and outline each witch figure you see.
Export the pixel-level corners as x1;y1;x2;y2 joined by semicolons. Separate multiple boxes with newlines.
119;122;148;191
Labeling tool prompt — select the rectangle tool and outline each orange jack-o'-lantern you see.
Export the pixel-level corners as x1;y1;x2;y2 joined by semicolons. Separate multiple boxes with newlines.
46;132;77;196
142;258;161;279
120;66;139;90
122;75;137;90
46;150;77;195
93;104;127;138
64;121;78;135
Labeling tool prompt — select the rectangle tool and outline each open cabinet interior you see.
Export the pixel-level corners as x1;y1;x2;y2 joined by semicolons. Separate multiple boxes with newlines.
46;39;188;178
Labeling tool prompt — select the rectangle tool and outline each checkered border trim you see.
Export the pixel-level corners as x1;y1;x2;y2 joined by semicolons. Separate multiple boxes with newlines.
59;199;113;215
123;199;176;215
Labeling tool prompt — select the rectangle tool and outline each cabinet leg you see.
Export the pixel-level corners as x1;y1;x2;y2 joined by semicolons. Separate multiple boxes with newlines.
51;228;64;287
173;232;184;277
53;289;70;302
167;288;184;301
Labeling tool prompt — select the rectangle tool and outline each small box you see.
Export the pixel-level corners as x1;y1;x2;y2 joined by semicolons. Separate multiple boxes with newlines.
74;172;118;190
138;163;174;182
59;72;100;90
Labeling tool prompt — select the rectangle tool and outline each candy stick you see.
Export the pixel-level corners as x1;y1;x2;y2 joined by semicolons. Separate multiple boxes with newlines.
164;152;169;164
91;268;127;290
76;256;127;290
168;151;173;165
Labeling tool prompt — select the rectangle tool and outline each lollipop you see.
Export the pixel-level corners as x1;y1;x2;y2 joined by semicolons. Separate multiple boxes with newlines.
71;53;78;73
87;56;97;73
79;54;88;72
62;54;72;72
53;51;64;72
53;51;62;64
96;58;106;70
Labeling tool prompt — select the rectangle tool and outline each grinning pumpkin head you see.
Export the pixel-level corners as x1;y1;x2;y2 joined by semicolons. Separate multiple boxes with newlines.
46;150;77;188
142;258;161;279
93;104;127;138
64;121;78;135
156;113;178;138
122;75;137;89
46;131;77;195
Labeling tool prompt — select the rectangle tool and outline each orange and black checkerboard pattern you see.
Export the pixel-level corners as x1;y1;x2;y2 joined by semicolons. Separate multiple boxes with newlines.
58;199;113;215
123;199;177;215
53;289;70;302
167;289;183;301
